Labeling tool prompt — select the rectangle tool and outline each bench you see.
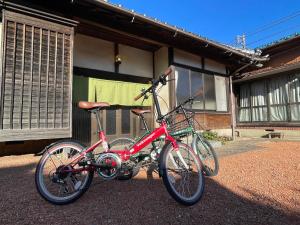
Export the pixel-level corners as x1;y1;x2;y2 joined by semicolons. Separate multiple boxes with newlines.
265;129;284;139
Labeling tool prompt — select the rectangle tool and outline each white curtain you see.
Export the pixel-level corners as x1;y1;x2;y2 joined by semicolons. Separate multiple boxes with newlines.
239;84;250;122
251;81;268;121
215;76;228;111
268;76;289;121
290;74;300;121
239;73;300;123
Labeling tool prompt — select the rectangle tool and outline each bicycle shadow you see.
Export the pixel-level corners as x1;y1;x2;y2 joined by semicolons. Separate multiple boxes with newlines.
0;160;299;225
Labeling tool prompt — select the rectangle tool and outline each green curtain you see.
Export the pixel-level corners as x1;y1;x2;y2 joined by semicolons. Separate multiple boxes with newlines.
73;76;152;106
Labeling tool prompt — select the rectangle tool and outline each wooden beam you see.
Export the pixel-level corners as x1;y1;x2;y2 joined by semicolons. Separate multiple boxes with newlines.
76;20;161;52
73;67;152;84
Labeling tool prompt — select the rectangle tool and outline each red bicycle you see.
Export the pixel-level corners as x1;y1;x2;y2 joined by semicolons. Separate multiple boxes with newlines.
35;67;205;206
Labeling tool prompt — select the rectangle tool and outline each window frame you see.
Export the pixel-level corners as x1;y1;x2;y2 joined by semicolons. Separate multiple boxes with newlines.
173;65;229;113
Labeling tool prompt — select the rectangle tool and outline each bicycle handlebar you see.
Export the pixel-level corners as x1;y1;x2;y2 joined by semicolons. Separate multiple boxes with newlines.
134;92;144;101
182;97;194;106
175;97;194;110
134;67;173;101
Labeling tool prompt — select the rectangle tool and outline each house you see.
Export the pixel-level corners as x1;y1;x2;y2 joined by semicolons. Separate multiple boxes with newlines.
0;0;266;154
234;34;300;138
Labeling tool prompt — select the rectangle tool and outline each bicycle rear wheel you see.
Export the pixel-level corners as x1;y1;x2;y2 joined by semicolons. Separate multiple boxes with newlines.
159;142;205;206
35;140;94;205
192;134;219;176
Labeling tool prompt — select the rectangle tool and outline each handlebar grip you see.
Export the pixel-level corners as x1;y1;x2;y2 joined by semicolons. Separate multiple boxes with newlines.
134;93;143;101
163;67;173;77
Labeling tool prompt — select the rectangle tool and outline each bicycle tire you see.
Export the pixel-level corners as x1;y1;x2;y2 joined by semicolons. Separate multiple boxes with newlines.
159;141;205;206
35;140;94;205
192;134;219;176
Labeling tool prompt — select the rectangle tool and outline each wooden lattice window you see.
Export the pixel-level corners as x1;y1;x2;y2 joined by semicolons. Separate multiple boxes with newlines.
0;11;74;141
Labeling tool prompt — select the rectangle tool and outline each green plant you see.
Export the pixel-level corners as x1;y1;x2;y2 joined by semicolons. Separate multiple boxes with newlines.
202;131;232;144
202;131;218;140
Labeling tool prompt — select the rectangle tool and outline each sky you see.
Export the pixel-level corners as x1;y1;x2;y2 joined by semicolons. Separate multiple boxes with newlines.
109;0;300;49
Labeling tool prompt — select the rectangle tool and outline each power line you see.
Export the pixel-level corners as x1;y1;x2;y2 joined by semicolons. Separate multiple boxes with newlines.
246;10;300;37
247;23;300;47
229;9;300;47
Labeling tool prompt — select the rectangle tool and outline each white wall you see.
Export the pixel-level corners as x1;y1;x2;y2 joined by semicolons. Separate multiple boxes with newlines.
74;34;115;72
174;48;202;69
205;58;226;74
154;47;169;116
119;44;153;78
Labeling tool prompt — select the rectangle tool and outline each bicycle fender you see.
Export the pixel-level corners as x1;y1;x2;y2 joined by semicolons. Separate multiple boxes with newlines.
191;134;198;155
34;139;86;156
158;141;172;177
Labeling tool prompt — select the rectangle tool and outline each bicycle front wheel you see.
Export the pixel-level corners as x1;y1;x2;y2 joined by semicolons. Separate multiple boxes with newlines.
35;140;94;205
192;134;219;176
159;142;205;206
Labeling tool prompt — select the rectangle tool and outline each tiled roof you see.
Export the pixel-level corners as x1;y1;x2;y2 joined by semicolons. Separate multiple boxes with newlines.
90;0;267;61
257;32;300;50
235;61;300;82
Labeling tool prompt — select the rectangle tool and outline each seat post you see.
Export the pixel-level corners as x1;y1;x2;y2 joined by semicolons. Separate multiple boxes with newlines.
140;115;150;132
94;109;103;132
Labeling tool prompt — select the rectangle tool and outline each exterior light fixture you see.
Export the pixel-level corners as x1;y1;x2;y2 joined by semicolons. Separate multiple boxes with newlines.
115;54;122;64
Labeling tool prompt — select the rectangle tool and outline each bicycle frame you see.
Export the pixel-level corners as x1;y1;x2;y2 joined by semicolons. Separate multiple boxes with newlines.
67;70;177;171
132;105;197;147
68;120;177;171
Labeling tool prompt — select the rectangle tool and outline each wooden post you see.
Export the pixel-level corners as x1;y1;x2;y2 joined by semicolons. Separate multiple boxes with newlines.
229;75;236;140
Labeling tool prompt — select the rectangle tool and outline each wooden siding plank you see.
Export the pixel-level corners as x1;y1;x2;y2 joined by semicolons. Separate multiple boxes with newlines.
4;11;73;34
29;26;34;128
0;128;72;142
0;19;8;130
37;28;42;128
61;33;65;127
9;22;17;129
20;24;26;128
53;31;58;128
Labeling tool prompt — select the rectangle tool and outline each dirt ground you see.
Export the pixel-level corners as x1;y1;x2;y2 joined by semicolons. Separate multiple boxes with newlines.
0;140;299;225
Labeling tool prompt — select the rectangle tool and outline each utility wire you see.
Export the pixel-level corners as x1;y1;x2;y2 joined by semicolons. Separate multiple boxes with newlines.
229;10;300;46
246;10;300;38
247;23;300;47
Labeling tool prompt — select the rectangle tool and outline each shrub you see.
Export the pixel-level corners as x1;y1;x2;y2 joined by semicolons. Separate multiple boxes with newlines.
202;131;232;144
202;131;218;140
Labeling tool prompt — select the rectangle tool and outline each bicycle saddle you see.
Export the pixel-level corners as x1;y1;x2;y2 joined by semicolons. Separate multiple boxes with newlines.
78;101;110;109
131;109;151;116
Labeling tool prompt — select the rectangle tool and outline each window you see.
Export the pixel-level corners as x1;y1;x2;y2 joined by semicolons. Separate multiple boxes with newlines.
175;67;228;111
238;73;300;123
251;81;268;122
191;71;204;110
269;77;289;121
175;67;190;105
215;76;228;111
0;11;74;141
290;74;300;121
204;75;216;110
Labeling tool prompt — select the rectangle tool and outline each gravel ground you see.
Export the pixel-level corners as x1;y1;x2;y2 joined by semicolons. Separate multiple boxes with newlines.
0;141;299;225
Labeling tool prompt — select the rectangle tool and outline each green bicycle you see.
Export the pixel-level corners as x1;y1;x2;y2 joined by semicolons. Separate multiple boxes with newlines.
109;97;219;180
